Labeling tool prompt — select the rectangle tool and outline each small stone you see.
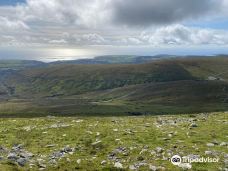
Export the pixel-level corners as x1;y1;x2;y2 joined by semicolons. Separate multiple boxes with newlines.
77;159;81;164
224;159;228;166
12;144;23;151
51;152;64;159
162;138;171;141
178;163;192;170
0;146;7;153
205;151;213;155
168;134;173;138
17;158;27;166
38;163;46;169
62;146;73;153
7;153;18;161
113;129;118;132
149;165;157;171
91;140;102;146
129;165;137;170
224;154;228;158
20;152;34;158
190;123;198;128
49;159;57;165
212;140;219;145
155;147;164;153
75;119;83;123
101;160;107;165
220;142;227;146
114;162;123;169
45;144;55;148
207;143;215;147
157;166;166;170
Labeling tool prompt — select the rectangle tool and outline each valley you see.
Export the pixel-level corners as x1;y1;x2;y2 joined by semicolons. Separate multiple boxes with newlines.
0;56;228;116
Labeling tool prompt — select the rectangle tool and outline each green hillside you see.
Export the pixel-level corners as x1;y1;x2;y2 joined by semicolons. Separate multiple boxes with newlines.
0;60;45;69
0;57;228;116
7;60;195;97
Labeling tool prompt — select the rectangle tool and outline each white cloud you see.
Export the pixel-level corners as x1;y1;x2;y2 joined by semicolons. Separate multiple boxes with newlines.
0;16;29;32
81;34;106;44
49;39;67;44
16;0;112;28
141;24;228;45
0;0;228;48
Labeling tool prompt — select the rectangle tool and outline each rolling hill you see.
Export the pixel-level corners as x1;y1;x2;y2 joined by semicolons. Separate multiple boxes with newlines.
0;56;228;116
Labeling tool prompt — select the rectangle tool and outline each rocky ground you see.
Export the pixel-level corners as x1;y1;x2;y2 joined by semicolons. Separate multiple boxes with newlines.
0;112;227;171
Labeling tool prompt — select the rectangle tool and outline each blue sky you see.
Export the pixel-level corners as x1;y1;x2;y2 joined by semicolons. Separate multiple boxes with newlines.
0;0;25;6
0;0;228;61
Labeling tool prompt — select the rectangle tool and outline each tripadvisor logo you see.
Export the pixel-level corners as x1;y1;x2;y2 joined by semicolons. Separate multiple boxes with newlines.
171;155;182;165
170;155;219;166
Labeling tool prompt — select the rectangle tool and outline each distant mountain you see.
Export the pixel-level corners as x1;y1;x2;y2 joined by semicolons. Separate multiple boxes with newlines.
50;55;177;65
0;60;46;70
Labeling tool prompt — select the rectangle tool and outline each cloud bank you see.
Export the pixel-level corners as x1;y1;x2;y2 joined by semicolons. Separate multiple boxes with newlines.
0;0;228;48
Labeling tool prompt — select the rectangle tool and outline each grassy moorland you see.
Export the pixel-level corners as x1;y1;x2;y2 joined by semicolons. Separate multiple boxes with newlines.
0;112;227;171
0;56;227;171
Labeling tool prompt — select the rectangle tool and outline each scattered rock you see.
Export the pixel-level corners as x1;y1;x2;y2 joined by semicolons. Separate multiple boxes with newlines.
49;159;57;165
149;165;157;171
50;146;74;160
205;151;213;155
129;165;137;170
12;144;23;152
157;166;166;170
77;159;81;164
91;140;102;147
224;159;228;166
207;143;215;147
0;146;8;153
38;163;46;169
51;152;63;159
168;134;173;138
114;162;123;169
224;154;228;158
20;152;34;158
155;147;164;153
17;158;27;166
220;142;227;146
7;153;18;161
212;140;219;145
101;160;107;165
62;145;73;153
190;123;198;128
205;150;219;156
132;162;148;169
178;163;192;170
50;123;70;128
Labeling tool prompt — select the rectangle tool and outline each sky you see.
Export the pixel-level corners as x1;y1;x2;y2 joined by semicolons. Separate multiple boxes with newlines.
0;0;228;61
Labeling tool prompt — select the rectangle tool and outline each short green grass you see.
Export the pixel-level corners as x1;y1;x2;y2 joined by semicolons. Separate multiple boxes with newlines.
0;112;227;170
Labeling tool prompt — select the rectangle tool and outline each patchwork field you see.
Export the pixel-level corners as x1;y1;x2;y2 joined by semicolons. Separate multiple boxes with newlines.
0;112;227;171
